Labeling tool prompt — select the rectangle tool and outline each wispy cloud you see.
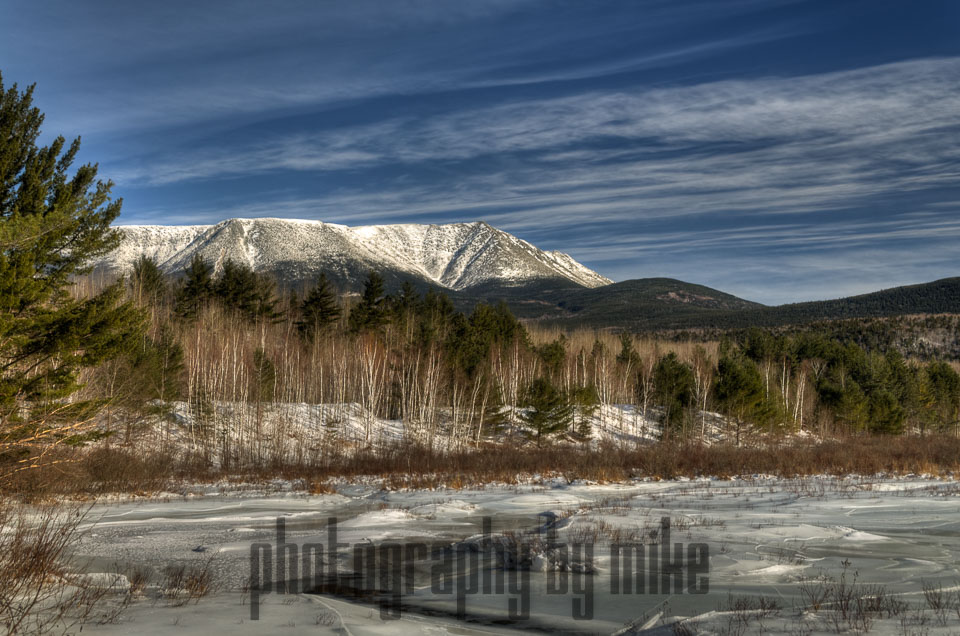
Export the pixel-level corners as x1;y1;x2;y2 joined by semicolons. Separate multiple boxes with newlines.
10;0;808;138
10;0;956;303
106;51;960;304
114;57;960;234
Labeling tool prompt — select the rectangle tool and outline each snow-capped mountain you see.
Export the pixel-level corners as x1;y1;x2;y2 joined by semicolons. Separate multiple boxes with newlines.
100;218;612;291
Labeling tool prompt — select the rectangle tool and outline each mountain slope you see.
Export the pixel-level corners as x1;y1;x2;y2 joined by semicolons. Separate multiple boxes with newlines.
743;277;960;327
509;277;960;330
101;218;612;292
458;278;764;326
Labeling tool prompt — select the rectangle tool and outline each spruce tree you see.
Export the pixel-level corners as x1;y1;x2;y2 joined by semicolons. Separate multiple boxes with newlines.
392;280;419;315
296;273;341;339
175;253;213;320
570;384;600;440
927;360;960;431
0;74;143;450
347;270;386;334
536;335;567;379
213;259;281;323
652;352;695;435
715;354;764;445
417;288;457;346
131;254;167;307
387;280;419;333
616;332;641;367
520;377;573;447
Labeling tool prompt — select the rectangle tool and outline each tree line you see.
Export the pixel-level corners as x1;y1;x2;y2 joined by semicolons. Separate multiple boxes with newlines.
91;252;960;463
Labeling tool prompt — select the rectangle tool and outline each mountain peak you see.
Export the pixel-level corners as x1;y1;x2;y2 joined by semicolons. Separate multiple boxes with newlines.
104;218;612;291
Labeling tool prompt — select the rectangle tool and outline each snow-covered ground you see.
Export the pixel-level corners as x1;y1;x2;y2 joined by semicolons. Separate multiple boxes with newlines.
68;475;960;635
125;400;671;459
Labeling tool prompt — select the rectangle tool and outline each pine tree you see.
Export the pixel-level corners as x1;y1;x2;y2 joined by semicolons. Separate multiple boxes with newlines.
868;389;905;434
0;74;143;454
387;280;419;335
616;332;641;367
107;325;184;414
927;360;960;431
296;273;341;339
714;354;764;445
131;254;167;307
520;377;573;447
348;270;387;334
536;335;567;379
391;280;419;316
570;384;600;440
174;254;213;320
213;259;281;323
652;352;695;436
417;288;457;345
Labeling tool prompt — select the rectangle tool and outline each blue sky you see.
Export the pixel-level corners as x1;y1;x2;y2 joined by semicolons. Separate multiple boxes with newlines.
2;0;959;304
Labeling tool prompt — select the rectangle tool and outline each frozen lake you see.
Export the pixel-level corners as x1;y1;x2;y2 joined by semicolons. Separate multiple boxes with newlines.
74;475;960;634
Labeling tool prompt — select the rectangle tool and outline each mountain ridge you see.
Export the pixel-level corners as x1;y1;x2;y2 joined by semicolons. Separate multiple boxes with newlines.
518;276;960;330
102;218;612;292
98;218;960;330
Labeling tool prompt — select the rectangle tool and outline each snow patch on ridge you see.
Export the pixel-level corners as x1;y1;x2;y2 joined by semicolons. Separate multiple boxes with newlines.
103;218;612;290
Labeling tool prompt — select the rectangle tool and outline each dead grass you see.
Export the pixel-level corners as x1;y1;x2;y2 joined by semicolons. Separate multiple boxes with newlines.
0;503;132;634
4;434;960;499
161;558;215;606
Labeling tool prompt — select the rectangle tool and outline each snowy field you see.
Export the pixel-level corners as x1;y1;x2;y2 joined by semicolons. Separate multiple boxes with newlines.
129;399;730;458
66;475;960;635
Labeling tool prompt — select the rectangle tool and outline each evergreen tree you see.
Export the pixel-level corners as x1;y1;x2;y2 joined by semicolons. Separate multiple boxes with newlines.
836;380;869;431
144;325;185;404
0;74;143;447
536;335;567;379
616;332;641;367
252;347;276;403
742;327;775;363
213;259;281;323
884;349;919;429
388;280;419;332
131;254;167;307
447;302;524;378
417;288;457;346
108;325;184;413
570;384;600;440
175;254;213;320
251;346;276;466
477;390;509;439
714;354;764;444
296;273;340;339
926;360;960;431
652;352;695;435
591;339;606;361
519;377;573;447
868;389;905;434
348;270;387;334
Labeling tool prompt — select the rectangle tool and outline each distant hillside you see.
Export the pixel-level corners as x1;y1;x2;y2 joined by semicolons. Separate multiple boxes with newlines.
743;277;960;327
500;277;960;330
456;278;763;327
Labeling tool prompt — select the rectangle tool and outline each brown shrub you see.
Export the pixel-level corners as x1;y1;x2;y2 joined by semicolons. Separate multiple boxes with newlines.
4;434;960;498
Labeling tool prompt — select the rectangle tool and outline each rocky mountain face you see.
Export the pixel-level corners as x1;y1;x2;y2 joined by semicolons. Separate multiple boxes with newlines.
100;218;612;291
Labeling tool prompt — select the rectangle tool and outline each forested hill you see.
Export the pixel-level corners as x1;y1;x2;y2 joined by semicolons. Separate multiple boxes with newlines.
460;278;763;327
745;277;960;327
494;276;960;330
